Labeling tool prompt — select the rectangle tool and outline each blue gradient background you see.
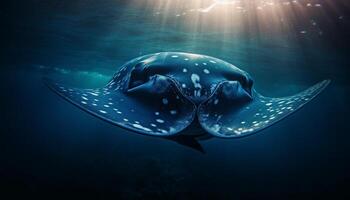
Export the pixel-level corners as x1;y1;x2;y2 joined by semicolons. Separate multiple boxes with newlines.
1;0;350;199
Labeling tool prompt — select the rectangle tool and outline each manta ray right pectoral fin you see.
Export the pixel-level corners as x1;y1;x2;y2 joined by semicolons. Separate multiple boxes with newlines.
198;80;330;138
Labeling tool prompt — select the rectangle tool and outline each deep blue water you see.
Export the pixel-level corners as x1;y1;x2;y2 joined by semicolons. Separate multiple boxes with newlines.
1;0;350;199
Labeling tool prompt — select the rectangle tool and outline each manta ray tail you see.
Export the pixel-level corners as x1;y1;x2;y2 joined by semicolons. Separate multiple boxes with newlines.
168;135;205;153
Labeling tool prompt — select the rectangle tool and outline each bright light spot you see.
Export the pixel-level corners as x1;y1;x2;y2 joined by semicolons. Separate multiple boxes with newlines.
199;0;238;13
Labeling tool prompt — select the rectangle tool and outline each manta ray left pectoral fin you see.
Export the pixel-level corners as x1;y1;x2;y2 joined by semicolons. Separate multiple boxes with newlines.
43;75;196;137
198;80;330;138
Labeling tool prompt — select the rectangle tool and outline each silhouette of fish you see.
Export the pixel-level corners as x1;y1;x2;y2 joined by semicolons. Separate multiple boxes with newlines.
45;52;330;152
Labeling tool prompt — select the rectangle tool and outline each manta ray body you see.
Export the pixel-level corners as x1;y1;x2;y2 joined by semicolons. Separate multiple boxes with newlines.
45;52;330;152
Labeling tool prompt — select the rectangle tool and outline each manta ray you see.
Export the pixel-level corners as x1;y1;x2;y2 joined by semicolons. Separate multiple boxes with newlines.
45;52;330;152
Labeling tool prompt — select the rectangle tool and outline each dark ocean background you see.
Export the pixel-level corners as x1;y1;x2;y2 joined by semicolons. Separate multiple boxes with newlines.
1;0;350;199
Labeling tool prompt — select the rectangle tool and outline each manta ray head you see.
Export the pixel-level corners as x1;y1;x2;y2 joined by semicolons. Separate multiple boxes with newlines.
120;52;254;106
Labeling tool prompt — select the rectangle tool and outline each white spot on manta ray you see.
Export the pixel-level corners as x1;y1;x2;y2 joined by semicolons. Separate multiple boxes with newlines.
150;123;157;127
132;124;152;132
162;98;169;105
191;73;202;97
88;92;99;96
214;99;219;105
156;119;165;123
203;69;210;74
211;124;221;132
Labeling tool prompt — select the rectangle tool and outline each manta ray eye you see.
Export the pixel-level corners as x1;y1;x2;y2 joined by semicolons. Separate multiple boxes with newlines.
241;75;253;95
127;62;173;91
127;63;150;89
221;81;253;102
223;71;253;96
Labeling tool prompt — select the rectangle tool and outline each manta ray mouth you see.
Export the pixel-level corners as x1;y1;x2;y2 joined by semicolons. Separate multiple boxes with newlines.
133;74;253;107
